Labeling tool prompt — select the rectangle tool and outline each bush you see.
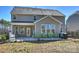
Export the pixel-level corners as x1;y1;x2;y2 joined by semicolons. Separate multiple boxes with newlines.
0;34;9;42
32;33;42;38
41;34;48;38
32;33;59;38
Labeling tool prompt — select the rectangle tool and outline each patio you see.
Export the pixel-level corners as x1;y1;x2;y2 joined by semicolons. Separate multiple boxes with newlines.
15;37;62;41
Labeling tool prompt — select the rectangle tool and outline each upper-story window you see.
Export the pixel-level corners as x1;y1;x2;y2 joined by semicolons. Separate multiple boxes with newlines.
34;16;36;20
13;15;16;19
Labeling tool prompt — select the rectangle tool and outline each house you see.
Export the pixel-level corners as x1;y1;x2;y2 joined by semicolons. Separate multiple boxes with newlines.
67;11;79;33
11;7;65;37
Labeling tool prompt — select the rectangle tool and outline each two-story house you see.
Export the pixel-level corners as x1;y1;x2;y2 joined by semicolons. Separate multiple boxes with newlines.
11;7;65;37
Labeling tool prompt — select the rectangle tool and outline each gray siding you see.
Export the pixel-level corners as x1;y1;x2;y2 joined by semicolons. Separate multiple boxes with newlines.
35;17;61;34
11;14;44;22
53;16;65;32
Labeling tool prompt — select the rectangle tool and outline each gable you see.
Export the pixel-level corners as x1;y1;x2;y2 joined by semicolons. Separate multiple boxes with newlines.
34;16;62;24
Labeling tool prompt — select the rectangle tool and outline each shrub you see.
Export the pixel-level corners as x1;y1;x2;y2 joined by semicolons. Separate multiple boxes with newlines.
0;34;9;42
32;33;42;38
47;33;52;38
5;34;9;39
42;34;48;38
32;33;59;38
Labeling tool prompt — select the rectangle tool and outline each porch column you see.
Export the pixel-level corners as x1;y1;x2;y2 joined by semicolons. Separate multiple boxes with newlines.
10;23;13;33
34;24;36;34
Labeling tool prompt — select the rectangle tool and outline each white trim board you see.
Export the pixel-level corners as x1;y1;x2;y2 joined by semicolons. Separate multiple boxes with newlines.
11;23;34;25
49;16;63;24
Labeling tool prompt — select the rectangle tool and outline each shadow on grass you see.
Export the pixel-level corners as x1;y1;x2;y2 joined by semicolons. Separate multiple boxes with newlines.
3;38;66;44
25;40;63;43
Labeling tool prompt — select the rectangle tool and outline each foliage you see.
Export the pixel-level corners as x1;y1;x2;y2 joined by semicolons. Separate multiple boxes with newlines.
0;19;11;27
0;34;9;42
47;33;59;38
32;33;59;38
32;33;42;38
41;34;48;38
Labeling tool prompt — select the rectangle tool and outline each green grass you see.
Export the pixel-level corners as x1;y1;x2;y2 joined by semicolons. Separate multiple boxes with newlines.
0;39;79;53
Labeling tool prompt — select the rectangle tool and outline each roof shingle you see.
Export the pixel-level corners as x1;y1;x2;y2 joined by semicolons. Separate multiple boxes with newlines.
11;7;65;16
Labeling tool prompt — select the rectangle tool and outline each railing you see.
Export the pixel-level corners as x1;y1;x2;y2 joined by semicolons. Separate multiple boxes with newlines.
67;31;79;39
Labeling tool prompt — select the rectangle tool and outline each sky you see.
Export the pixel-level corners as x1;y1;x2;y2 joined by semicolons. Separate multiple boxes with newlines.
0;6;79;21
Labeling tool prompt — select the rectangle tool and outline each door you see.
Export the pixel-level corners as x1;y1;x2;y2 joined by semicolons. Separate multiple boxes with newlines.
18;26;26;36
26;27;31;37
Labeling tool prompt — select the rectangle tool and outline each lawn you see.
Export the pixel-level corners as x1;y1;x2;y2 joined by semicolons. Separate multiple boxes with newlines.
0;39;79;53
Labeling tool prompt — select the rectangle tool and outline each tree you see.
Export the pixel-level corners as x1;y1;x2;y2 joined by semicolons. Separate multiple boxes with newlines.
0;19;10;27
0;19;11;34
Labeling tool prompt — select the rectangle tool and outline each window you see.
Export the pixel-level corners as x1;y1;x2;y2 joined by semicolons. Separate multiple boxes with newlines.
13;26;18;34
13;15;16;19
41;24;46;33
26;27;31;36
34;16;36;20
41;24;55;34
19;27;25;35
51;24;55;33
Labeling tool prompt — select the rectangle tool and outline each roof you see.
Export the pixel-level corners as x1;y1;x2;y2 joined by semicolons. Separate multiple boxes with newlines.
11;7;65;16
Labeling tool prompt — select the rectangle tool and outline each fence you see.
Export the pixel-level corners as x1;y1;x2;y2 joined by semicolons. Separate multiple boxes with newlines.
67;31;79;38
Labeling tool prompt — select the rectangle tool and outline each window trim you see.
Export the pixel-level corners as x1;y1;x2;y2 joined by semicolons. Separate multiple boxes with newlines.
13;15;16;19
34;16;36;20
41;24;56;34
